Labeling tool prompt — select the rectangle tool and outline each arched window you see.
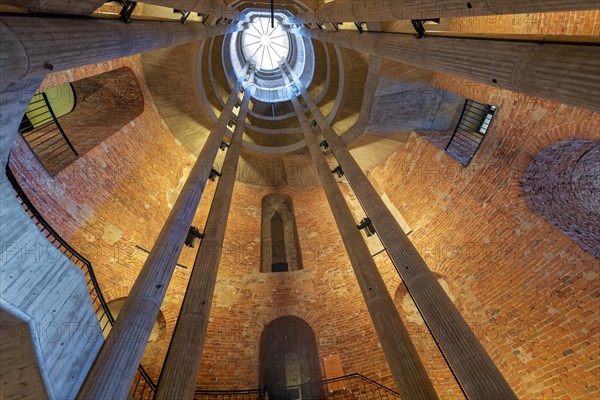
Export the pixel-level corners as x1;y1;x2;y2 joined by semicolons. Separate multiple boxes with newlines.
17;67;144;175
523;138;599;257
261;194;303;273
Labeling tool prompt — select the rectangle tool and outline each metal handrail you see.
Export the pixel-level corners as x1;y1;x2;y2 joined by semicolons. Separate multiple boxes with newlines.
41;92;79;157
18;90;79;175
5;163;157;399
194;373;401;399
445;99;496;166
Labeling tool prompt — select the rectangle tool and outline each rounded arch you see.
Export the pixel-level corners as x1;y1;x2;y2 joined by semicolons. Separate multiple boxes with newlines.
523;138;599;257
102;297;166;342
17;67;144;175
261;193;303;273
259;316;323;398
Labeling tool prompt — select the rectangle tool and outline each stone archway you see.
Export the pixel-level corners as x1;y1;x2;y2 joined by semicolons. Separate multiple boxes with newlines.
523;138;599;256
259;316;323;399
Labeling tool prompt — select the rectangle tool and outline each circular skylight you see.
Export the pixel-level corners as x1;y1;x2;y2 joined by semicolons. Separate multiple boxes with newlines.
242;17;290;71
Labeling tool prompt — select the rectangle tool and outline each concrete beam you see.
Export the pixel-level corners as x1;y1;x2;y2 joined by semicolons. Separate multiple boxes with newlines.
0;0;105;15
154;70;253;400
285;63;439;398
299;0;600;23
76;65;249;400
295;28;600;113
141;0;241;19
301;88;518;399
0;15;241;83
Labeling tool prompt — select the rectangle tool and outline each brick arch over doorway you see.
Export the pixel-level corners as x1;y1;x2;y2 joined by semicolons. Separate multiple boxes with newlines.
523;138;599;257
259;316;324;398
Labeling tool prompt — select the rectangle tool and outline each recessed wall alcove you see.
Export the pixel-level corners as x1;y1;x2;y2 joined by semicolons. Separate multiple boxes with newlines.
261;193;303;273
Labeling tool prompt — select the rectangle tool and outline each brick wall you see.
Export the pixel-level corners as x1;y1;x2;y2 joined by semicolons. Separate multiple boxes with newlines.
370;12;600;395
5;9;599;399
7;56;404;394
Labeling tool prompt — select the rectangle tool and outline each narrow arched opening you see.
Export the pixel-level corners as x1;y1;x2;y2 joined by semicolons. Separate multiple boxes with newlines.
271;211;288;272
261;193;303;273
259;316;323;399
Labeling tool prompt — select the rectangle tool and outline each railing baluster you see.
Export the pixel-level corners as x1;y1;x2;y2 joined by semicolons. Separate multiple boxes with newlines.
5;165;157;399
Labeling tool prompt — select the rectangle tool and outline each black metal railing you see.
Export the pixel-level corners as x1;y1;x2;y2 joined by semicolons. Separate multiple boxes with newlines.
445;99;497;166
5;164;156;400
195;374;401;400
18;92;78;176
195;388;265;400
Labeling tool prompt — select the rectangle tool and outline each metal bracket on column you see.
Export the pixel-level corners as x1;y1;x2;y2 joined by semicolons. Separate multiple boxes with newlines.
319;140;330;153
215;17;223;25
199;13;210;26
219;141;230;151
228;116;237;128
332;22;341;32
331;166;344;178
309;119;318;128
354;22;364;33
118;1;137;23
185;226;205;248
316;22;324;30
209;168;222;181
357;217;376;237
174;9;192;24
304;23;311;29
411;18;440;38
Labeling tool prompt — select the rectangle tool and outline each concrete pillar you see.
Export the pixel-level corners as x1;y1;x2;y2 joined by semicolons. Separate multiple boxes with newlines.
141;0;240;19
0;0;106;15
287;85;438;398
299;0;600;23
154;70;254;400
0;15;241;84
76;64;250;400
300;91;518;399
0;0;239;19
293;28;600;113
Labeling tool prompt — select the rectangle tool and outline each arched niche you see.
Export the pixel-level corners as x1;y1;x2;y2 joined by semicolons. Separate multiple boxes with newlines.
261;193;303;273
259;316;324;399
17;67;144;175
523;139;599;257
99;297;166;342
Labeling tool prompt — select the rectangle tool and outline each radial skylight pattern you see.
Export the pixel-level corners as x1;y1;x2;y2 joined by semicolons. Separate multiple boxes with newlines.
242;17;290;71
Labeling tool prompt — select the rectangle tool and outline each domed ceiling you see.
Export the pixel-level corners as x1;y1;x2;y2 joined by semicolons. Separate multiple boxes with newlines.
139;2;465;186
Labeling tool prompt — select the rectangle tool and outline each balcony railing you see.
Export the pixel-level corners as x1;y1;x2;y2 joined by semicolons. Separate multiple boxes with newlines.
18;91;78;175
195;374;401;400
5;164;157;399
445;99;497;166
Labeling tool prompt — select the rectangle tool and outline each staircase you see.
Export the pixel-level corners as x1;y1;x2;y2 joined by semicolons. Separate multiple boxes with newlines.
6;164;157;400
445;99;497;166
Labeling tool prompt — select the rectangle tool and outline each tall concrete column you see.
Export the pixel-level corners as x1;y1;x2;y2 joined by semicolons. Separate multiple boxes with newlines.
299;0;600;23
140;0;240;19
0;0;106;15
0;15;242;83
76;65;250;400
288;88;438;398
292;28;600;113
300;91;518;399
154;71;254;400
0;0;238;18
